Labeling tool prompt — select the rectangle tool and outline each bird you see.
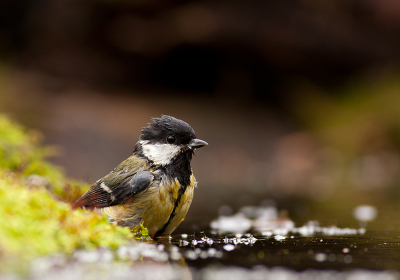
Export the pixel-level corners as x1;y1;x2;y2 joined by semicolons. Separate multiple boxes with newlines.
72;115;208;239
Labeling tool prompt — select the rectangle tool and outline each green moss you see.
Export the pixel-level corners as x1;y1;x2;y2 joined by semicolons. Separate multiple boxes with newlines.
0;172;132;269
0;115;64;190
0;114;134;272
133;224;150;241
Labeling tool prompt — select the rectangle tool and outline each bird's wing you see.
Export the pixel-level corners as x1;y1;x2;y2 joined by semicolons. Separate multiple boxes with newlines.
72;170;154;209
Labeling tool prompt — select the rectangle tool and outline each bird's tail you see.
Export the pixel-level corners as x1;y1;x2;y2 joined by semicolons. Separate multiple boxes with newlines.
72;188;98;210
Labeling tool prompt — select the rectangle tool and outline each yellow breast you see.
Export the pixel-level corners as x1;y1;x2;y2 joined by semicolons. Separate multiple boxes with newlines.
101;173;196;237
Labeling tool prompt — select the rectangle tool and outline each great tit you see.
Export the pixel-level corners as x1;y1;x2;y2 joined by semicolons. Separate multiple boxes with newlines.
73;115;207;239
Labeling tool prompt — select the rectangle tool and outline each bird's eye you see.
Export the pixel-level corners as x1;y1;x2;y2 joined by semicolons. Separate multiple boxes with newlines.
167;135;176;144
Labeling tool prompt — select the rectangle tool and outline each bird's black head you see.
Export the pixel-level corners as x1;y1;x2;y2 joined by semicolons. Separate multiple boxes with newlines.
138;115;207;167
140;115;195;146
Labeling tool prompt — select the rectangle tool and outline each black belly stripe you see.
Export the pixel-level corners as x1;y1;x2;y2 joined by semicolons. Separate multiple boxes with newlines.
153;186;186;239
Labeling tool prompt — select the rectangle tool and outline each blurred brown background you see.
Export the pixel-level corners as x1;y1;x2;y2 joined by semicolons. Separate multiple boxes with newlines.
1;0;400;223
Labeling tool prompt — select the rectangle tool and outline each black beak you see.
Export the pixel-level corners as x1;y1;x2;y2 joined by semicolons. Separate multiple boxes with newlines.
188;139;208;149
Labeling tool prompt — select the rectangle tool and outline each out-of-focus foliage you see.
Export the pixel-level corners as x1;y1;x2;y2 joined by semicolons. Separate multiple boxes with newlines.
289;74;400;154
0;114;133;272
0;114;90;200
274;73;400;205
0;114;63;188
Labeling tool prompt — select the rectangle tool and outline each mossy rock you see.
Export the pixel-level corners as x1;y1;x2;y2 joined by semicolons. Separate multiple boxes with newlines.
0;114;134;272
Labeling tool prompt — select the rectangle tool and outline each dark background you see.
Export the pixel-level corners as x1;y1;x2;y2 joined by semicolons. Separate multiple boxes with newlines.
1;0;400;223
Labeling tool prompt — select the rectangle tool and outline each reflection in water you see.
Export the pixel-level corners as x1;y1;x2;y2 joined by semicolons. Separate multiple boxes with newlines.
17;203;400;279
28;228;400;279
200;266;399;280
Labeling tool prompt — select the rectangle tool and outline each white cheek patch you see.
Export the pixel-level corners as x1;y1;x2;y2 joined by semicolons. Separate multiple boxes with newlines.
140;141;182;166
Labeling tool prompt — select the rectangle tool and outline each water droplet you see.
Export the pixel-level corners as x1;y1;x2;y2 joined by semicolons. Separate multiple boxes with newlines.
315;253;327;262
223;244;235;251
343;255;353;264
